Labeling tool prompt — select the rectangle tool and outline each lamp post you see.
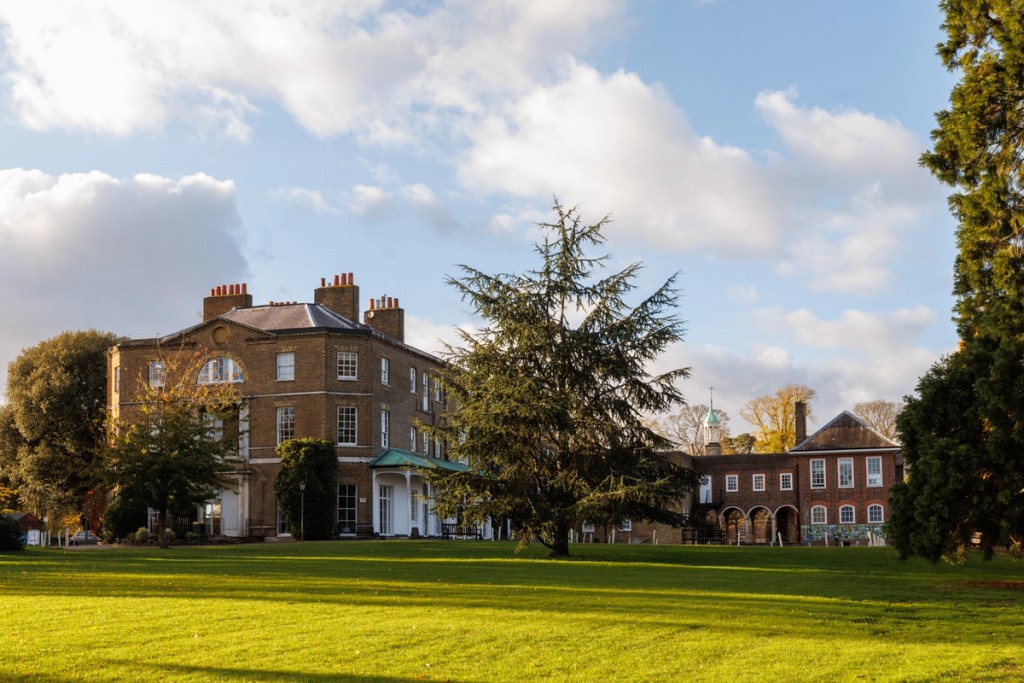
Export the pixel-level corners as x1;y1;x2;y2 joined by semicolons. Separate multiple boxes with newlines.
299;481;306;541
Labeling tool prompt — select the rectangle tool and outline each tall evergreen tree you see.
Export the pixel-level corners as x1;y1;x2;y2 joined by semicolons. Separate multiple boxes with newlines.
891;1;1024;559
425;202;698;557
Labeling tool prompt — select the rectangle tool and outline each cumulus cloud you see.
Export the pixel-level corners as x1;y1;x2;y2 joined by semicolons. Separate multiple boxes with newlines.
0;1;621;140
460;64;783;255
0;3;941;295
0;168;246;394
456;74;938;297
784;306;936;354
755;89;921;179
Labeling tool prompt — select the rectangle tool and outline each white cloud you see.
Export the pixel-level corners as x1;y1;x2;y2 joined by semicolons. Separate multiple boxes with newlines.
0;3;942;297
400;183;459;233
0;1;622;140
0;168;245;396
755;89;920;178
460;64;784;255
784;306;936;354
272;186;340;215
657;338;938;435
755;89;941;294
346;184;393;217
405;314;478;358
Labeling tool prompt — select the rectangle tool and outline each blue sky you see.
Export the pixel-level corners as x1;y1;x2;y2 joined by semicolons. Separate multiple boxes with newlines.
0;1;958;433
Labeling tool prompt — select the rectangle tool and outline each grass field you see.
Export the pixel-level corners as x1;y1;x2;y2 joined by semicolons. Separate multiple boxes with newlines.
1;541;1022;682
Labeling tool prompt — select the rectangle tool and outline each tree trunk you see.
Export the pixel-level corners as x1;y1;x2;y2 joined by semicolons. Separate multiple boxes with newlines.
548;520;571;558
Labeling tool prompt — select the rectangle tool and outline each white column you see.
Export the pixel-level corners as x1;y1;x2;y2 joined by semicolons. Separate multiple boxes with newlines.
371;470;379;535
404;469;412;536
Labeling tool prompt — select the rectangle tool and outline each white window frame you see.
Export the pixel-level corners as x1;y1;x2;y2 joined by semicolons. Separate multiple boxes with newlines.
410;367;417;393
434;437;442;459
380;357;390;386
115;365;121;393
752;474;765;491
839;505;855;524
380;409;389;448
148;360;165;388
779;472;793;491
276;352;295;381
838;458;854;489
198;357;244;384
867;504;884;524
810;459;826;489
725;474;739;492
337;352;358;381
410;427;417;452
620;519;632;532
811;505;827;525
866;456;883;488
337;406;357;446
276;406;294;445
422;431;429;453
433;379;441;402
421;374;430;411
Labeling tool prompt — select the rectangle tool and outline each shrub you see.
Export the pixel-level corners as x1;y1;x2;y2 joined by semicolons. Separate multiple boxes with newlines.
0;515;25;551
133;527;151;544
101;495;149;543
273;439;339;540
164;529;176;544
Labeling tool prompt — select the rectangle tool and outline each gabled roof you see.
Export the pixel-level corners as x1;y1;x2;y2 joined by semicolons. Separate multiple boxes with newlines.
369;448;469;472
791;411;899;452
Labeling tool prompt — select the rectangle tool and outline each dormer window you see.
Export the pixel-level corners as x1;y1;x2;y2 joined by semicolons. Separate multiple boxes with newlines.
198;357;244;384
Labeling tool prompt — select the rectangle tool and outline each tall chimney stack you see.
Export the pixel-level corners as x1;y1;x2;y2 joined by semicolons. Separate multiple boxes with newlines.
363;295;405;342
203;282;252;321
315;273;359;321
794;401;807;446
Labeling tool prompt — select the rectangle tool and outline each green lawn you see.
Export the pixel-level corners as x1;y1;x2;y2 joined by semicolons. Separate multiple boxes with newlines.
1;541;1021;682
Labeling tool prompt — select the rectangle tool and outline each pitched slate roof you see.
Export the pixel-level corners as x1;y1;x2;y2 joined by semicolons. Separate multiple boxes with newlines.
791;411;899;452
221;303;366;333
369;448;469;472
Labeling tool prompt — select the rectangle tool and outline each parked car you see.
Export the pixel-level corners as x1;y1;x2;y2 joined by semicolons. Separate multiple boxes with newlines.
69;530;99;545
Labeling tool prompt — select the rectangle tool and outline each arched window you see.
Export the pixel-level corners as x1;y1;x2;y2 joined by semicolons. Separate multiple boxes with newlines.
198;357;244;384
839;505;855;524
810;505;827;525
867;504;884;524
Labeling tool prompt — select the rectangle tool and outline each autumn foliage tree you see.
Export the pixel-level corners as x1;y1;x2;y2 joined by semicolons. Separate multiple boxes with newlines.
739;384;815;453
105;349;241;548
425;202;699;557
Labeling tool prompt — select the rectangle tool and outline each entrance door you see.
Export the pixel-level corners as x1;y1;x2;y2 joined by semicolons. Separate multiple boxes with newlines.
221;491;239;537
379;485;393;536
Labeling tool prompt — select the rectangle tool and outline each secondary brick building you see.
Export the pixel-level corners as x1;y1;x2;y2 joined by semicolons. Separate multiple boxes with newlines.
690;408;902;545
107;274;474;540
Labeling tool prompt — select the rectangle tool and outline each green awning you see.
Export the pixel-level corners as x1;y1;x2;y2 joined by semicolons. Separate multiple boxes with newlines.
369;448;469;472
